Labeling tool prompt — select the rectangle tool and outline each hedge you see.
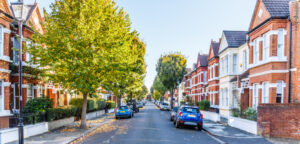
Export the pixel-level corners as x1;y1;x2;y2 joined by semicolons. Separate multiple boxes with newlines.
46;106;77;121
198;100;210;111
69;98;97;112
96;99;106;110
23;97;53;113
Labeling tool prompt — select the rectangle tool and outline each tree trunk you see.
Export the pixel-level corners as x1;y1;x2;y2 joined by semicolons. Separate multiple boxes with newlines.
80;93;88;129
170;89;174;110
117;94;122;108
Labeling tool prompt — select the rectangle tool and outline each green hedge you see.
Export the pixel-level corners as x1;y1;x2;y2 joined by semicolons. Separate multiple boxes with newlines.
69;98;97;112
106;100;116;109
23;97;53;113
198;100;210;111
96;99;106;110
46;106;77;121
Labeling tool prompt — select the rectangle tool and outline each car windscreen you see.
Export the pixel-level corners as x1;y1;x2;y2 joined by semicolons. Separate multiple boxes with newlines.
162;103;169;106
119;106;128;110
181;107;199;113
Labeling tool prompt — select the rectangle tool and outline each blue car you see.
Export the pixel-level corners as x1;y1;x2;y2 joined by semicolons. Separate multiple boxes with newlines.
115;106;134;119
173;106;203;130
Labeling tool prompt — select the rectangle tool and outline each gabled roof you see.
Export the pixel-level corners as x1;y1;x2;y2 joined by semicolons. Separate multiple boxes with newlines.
198;54;208;67
223;31;247;48
262;0;291;18
211;41;220;56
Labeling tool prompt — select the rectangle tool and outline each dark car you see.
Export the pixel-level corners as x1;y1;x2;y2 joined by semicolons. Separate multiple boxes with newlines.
173;106;203;130
170;106;179;121
115;106;134;119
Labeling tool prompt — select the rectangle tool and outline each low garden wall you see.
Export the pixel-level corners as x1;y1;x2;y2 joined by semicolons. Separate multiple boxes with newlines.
48;117;74;131
228;116;257;135
86;110;105;120
201;111;220;122
0;122;48;144
257;104;300;140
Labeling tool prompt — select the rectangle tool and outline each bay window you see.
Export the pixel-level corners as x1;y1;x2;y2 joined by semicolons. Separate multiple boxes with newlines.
0;26;3;58
233;54;238;74
263;34;270;61
277;29;284;58
276;81;284;103
253;39;259;64
243;50;247;71
262;82;269;104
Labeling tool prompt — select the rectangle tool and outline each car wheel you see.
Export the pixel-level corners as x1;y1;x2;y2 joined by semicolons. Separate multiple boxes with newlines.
115;116;118;119
170;116;173;121
173;119;176;125
175;121;180;128
198;125;203;131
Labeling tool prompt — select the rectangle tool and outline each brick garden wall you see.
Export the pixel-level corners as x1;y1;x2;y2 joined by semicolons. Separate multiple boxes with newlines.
257;104;300;140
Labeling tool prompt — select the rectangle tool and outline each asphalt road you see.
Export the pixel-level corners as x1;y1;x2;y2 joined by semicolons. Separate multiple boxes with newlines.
78;103;219;144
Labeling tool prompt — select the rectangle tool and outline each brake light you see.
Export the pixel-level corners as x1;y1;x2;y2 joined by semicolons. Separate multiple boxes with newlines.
179;112;182;116
201;114;203;119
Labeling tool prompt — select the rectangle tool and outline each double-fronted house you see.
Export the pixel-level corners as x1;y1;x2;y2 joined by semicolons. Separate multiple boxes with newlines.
208;40;220;110
191;54;208;104
218;30;247;117
0;0;13;129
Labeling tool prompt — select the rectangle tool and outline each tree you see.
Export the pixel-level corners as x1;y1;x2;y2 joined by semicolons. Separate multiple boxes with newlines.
29;0;134;129
156;53;187;109
152;90;161;101
152;76;167;96
103;36;146;107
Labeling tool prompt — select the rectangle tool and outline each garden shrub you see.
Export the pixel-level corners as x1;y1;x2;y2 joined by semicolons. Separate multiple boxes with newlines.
46;106;77;121
231;108;241;117
23;97;53;113
198;100;210;111
96;99;106;110
69;98;97;112
87;99;96;112
69;98;83;109
243;108;257;121
106;100;116;109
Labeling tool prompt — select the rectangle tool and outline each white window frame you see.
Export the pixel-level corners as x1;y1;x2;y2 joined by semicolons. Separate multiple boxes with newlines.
0;26;4;58
27;84;34;101
212;66;215;78
243;50;248;71
233;54;238;74
263;34;270;61
253;84;259;108
225;56;228;75
277;29;284;58
0;80;3;112
276;81;284;103
262;82;269;104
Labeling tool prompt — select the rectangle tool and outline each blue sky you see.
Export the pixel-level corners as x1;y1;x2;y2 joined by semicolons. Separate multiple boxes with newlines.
13;0;256;90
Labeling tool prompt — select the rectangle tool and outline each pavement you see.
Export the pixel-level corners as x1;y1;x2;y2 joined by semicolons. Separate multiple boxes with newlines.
7;114;115;144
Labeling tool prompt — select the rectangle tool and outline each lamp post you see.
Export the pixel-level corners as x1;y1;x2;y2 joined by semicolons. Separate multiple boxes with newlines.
11;1;25;143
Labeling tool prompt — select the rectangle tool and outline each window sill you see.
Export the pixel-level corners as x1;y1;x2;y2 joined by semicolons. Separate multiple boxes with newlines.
0;110;12;117
0;56;12;63
249;57;288;69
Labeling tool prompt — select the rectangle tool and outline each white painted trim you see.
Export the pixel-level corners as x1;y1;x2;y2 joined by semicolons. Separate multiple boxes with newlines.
3;28;11;34
249;70;289;78
3;82;10;87
290;68;297;71
0;68;11;73
0;110;11;116
0;56;12;63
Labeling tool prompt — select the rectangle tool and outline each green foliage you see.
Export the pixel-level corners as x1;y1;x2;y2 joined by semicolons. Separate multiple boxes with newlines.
156;53;187;90
243;108;257;121
152;90;162;101
96;99;106;110
152;76;167;96
180;101;185;105
69;98;83;109
231;108;241;117
106;100;116;109
46;106;77;121
69;98;97;112
23;97;53;113
198;100;210;111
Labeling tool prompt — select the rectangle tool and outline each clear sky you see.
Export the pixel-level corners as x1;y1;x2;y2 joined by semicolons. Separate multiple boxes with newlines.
12;0;257;91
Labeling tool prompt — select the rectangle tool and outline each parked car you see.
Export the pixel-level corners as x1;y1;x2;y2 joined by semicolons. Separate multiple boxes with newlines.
173;106;203;130
160;102;170;111
115;106;134;119
137;102;143;108
170;106;179;121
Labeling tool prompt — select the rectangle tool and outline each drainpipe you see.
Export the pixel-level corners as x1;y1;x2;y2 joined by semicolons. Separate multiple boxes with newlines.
288;15;293;103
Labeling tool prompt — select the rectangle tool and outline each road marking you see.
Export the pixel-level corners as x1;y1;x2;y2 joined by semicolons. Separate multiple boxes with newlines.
203;129;227;144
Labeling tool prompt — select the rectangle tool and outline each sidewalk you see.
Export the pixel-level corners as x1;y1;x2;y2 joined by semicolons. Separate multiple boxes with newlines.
7;114;115;144
203;119;300;144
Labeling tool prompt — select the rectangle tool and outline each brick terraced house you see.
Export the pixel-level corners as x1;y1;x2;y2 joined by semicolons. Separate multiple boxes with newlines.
248;0;300;108
190;54;208;104
207;40;220;110
0;0;13;129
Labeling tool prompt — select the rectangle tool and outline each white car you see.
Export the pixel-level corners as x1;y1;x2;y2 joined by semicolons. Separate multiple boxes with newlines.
160;103;170;111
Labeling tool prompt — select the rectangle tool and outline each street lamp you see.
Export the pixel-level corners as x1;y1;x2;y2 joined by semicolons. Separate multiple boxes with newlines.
11;1;26;144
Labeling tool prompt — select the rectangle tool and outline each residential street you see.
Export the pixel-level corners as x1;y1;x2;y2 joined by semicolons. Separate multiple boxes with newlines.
78;103;271;144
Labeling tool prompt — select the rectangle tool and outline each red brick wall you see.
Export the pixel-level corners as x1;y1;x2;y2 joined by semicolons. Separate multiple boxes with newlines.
257;104;300;140
0;116;9;129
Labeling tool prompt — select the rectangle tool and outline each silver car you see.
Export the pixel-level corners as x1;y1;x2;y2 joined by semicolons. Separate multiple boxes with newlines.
170;106;179;121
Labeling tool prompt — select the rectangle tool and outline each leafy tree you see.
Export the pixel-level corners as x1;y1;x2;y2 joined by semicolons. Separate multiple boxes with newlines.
152;90;161;101
156;53;187;109
29;0;134;129
152;76;167;95
103;36;146;107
